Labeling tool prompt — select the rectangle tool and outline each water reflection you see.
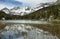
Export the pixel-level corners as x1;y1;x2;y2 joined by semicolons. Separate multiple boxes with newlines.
0;24;58;39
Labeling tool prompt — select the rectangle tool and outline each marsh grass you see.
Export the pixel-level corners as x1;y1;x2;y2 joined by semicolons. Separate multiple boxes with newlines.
0;22;6;30
29;24;60;39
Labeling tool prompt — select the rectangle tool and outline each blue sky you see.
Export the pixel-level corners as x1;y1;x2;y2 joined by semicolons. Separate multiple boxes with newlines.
0;0;57;9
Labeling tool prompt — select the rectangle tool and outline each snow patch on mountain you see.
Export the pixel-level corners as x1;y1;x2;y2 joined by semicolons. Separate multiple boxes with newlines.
1;7;33;16
1;7;10;14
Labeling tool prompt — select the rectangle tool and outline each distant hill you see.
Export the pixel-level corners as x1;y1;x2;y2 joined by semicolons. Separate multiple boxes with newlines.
0;5;60;20
21;5;60;20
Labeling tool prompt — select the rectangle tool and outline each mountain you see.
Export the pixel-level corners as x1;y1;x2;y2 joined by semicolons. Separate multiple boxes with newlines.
0;4;60;20
56;0;60;4
22;4;60;20
33;2;56;11
1;7;33;16
0;1;60;20
1;7;10;14
1;2;56;16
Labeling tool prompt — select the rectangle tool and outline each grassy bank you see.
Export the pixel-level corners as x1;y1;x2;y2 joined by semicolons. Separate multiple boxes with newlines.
50;20;60;24
0;22;6;30
29;24;60;39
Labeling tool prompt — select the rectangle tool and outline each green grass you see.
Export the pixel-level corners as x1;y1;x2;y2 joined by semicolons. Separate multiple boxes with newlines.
50;20;60;24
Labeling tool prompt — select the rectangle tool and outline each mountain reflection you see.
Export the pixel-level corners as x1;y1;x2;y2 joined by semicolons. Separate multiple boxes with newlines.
0;24;58;39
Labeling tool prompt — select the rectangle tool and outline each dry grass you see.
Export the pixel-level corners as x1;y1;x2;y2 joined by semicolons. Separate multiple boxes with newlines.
29;24;60;39
0;22;6;30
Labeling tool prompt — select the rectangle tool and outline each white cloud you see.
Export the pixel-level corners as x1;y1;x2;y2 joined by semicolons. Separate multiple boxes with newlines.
0;3;14;10
15;0;57;7
16;0;57;3
0;0;57;9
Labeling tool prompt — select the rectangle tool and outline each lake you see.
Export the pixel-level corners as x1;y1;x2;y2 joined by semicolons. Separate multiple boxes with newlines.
0;20;51;24
0;20;58;39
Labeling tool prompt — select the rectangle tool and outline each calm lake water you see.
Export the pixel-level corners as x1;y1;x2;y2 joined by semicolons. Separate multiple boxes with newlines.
0;23;58;39
0;20;51;24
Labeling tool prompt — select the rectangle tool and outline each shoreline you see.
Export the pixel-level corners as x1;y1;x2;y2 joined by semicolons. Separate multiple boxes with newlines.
0;22;60;39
